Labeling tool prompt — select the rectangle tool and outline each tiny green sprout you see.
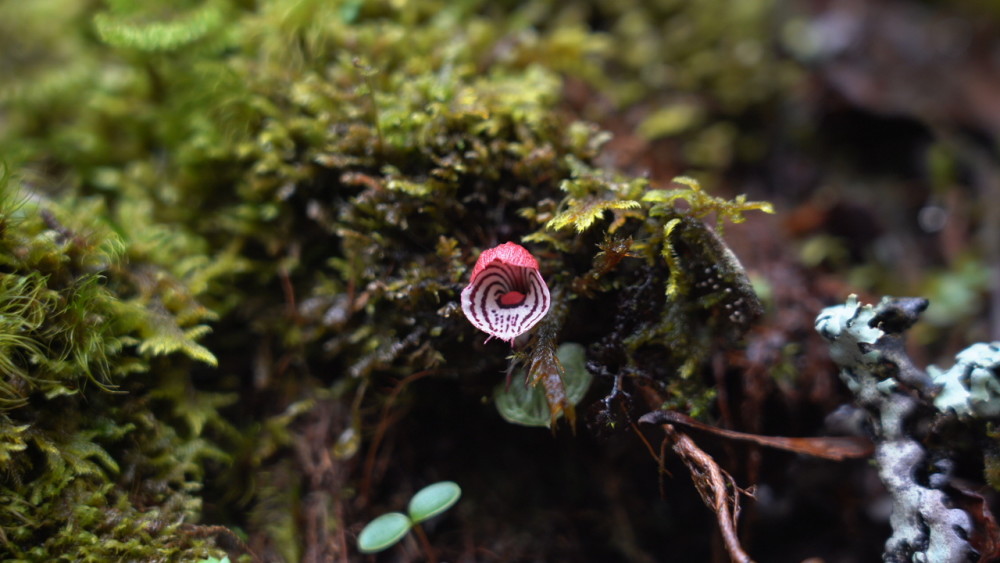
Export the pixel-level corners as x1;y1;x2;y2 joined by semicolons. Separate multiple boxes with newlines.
195;556;230;563
408;480;462;523
357;481;463;555
357;512;412;554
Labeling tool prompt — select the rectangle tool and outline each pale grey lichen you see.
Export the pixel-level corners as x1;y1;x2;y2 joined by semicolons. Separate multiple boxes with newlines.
815;295;884;379
815;295;974;563
929;342;1000;418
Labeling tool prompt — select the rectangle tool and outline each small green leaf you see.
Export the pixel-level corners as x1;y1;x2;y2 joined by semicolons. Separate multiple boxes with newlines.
408;481;462;524
357;512;411;554
495;372;551;427
495;343;593;427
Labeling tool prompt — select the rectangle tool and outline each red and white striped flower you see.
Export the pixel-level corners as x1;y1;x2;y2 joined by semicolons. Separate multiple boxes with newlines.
461;242;550;343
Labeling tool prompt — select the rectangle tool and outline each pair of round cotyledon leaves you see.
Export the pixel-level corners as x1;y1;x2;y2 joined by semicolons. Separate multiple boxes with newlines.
356;481;462;554
460;242;550;343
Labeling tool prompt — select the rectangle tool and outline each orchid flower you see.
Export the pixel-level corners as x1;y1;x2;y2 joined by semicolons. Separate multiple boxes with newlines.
460;242;550;343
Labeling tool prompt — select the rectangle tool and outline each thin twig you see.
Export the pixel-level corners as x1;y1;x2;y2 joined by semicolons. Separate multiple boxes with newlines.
661;424;754;563
278;266;299;321
641;410;873;460
359;369;438;502
629;419;671;500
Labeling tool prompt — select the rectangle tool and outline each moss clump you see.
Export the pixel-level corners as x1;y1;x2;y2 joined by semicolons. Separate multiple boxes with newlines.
0;169;225;560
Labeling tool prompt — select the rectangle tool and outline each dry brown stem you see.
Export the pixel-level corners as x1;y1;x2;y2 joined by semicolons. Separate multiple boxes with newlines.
659;424;754;563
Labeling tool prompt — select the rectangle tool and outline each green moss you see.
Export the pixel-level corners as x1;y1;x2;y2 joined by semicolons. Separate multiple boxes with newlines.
0;173;225;559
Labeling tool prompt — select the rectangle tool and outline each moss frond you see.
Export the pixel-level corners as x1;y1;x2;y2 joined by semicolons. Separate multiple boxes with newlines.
643;176;774;235
93;4;224;52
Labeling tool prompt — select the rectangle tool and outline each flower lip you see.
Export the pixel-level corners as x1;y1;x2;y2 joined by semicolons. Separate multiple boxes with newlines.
461;242;550;343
